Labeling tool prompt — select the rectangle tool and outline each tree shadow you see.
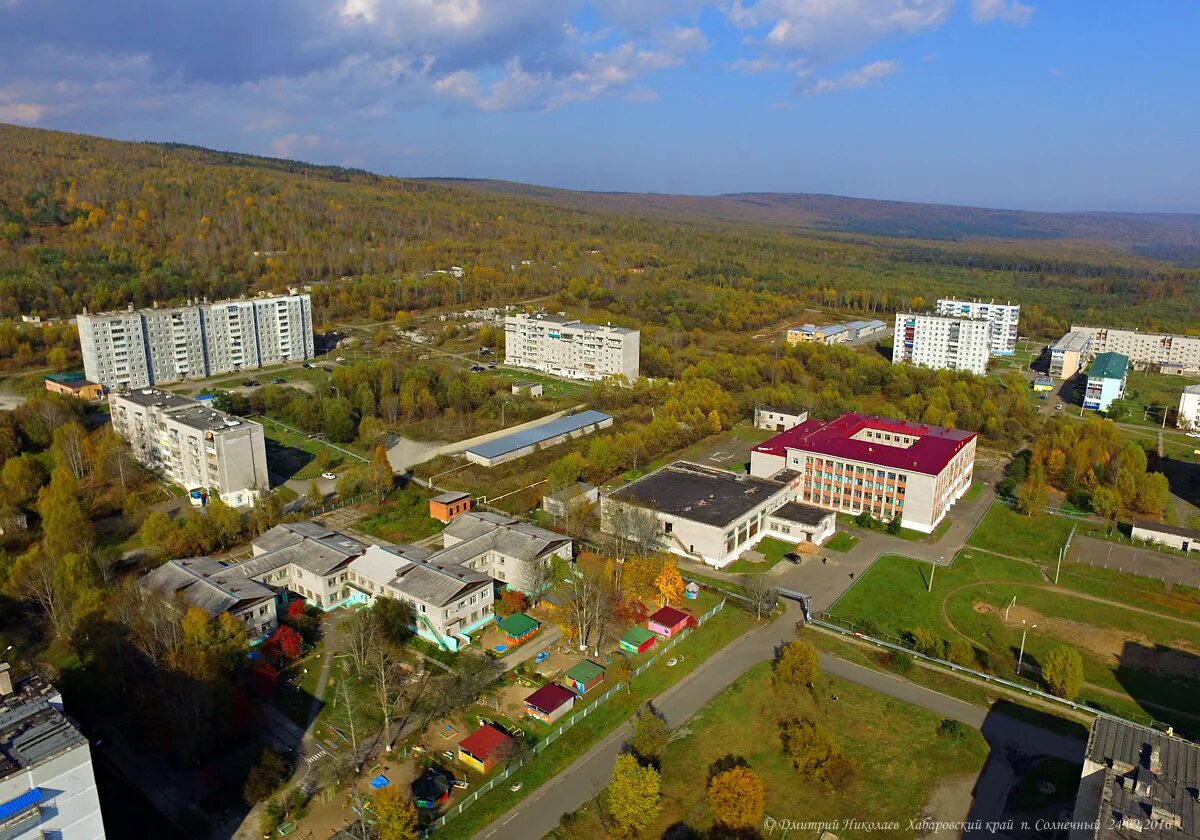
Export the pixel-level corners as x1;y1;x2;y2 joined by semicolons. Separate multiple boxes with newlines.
1153;456;1200;509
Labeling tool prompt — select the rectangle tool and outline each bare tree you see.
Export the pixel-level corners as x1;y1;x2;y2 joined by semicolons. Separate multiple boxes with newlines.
740;574;778;620
603;502;663;561
343;609;381;677
562;561;619;655
334;669;364;775
367;646;405;751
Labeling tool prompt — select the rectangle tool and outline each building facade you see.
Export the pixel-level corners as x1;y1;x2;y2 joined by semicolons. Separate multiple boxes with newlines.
503;314;639;381
892;313;992;376
0;668;106;839
77;293;314;389
1178;385;1200;430
1083;352;1128;412
1050;330;1093;379
141;557;279;639
1073;325;1200;373
43;373;104;401
109;389;269;507
935;299;1020;355
750;413;976;533
754;406;808;432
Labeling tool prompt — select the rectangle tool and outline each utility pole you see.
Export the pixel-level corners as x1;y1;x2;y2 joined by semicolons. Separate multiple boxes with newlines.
1055;524;1075;585
1005;595;1016;621
1016;620;1037;675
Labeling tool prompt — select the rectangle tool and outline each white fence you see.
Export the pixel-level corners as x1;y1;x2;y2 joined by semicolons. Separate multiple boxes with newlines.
426;598;726;834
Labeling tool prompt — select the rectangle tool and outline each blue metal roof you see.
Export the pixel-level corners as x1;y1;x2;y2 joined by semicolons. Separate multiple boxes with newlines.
0;788;44;820
467;410;612;460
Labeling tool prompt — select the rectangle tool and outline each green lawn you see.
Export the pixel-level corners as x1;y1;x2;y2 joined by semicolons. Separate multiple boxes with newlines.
967;503;1075;564
432;603;760;840
548;660;989;840
827;532;859;552
257;416;357;482
487;368;587;400
828;551;1200;730
723;536;792;574
355;488;445;544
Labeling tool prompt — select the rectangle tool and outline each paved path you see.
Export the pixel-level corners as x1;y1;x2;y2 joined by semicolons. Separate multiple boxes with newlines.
472;601;1084;840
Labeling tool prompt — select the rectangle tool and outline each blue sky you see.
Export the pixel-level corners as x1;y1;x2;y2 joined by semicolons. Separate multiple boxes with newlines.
2;1;1197;212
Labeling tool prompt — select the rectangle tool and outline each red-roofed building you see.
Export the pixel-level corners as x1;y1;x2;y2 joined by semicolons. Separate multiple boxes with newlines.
647;606;693;638
523;683;576;723
457;724;513;773
750;413;976;533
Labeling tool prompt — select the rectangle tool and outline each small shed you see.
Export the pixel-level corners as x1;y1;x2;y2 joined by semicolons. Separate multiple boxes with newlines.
411;766;452;808
523;683;576;724
457;724;513;773
429;491;472;524
648;606;692;638
495;612;540;646
563;660;605;695
512;381;544;398
684;581;700;600
620;626;656;655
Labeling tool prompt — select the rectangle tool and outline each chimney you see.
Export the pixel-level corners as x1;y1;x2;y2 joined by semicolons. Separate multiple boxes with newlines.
0;663;12;697
1150;745;1161;774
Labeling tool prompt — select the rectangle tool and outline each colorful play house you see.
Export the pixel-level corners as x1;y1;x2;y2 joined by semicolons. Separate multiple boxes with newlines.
457;724;513;773
684;581;700;600
647;606;693;638
496;612;540;646
429;491;472;523
563;660;606;695
411;766;453;808
619;626;656;655
523;683;576;724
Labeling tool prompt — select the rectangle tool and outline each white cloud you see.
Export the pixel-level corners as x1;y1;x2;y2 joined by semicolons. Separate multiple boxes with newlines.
270;133;323;158
970;0;1034;26
729;57;781;74
0;99;48;123
802;58;899;95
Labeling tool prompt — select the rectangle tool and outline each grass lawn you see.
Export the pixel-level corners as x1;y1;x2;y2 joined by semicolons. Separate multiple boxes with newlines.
826;532;859;552
827;550;1200;730
967;503;1075;563
548;660;989;840
488;368;588;401
963;480;984;502
723;536;792;574
355;487;445;544
275;644;327;726
432;602;761;840
837;512;952;543
257;415;356;482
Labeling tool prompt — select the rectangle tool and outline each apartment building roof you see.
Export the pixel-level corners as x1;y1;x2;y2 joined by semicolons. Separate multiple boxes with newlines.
79;292;308;319
440;512;570;563
0;673;87;783
754;413;976;476
350;545;491;607
167;404;257;434
142;557;275;616
609;462;786;528
509;314;636;335
1052;330;1093;354
114;387;194;410
1089;352;1130;381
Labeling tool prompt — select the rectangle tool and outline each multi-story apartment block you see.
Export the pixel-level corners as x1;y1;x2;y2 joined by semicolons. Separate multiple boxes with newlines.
1050;330;1093;379
1072;325;1200;374
77;293;314;389
0;666;106;839
1178;385;1200;430
504;314;639;381
109;388;268;507
750;413;976;533
935;299;1020;355
892;313;992;376
1083;352;1128;412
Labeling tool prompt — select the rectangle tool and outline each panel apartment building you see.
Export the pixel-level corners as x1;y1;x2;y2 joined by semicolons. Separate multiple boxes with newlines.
892;312;992;376
935;299;1020;355
1072;325;1200;374
109;388;269;507
750;413;977;533
0;666;107;839
77;293;314;389
504;314;639;381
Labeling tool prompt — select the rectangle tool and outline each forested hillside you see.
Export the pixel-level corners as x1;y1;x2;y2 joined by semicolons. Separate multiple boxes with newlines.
2;122;1200;343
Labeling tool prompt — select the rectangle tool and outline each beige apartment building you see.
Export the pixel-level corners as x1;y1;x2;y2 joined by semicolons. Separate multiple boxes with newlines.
504;314;639;381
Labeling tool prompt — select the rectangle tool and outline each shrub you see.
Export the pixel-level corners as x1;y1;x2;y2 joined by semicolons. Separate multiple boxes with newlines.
776;641;820;687
1042;645;1084;700
884;650;914;675
936;719;971;741
909;627;944;659
945;639;978;669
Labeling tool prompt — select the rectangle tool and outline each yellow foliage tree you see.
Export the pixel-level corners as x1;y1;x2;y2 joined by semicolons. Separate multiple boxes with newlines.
654;558;684;606
372;786;419;840
605;754;661;839
707;765;765;829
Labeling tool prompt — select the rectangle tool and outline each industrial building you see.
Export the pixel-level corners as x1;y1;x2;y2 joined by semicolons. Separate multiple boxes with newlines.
1050;330;1094;379
1070;717;1199;840
464;410;613;467
503;314;639;381
892;312;992;376
1073;325;1200;374
0;667;107;839
1083;352;1129;412
786;319;885;346
109;388;269;507
754;406;808;433
750;413;976;534
1131;520;1200;553
601;461;836;568
77;293;314;389
934;299;1020;355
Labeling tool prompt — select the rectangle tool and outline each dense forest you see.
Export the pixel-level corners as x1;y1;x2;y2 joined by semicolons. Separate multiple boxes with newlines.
3;123;1200;347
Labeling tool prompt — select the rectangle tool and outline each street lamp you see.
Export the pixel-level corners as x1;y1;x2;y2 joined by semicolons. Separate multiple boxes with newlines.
1016;620;1037;676
927;555;944;593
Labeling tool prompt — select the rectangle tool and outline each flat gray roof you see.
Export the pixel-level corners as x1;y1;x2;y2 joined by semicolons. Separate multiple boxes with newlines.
1053;330;1093;354
609;462;785;528
432;491;470;504
115;388;194;410
466;410;612;460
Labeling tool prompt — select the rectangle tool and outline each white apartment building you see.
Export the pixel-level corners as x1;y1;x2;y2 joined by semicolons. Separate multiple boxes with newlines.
77;293;314;389
893;313;992;376
1178;385;1200;430
935;299;1020;355
109;388;269;507
1073;325;1200;373
1050;330;1093;379
504;314;639;381
0;667;106;839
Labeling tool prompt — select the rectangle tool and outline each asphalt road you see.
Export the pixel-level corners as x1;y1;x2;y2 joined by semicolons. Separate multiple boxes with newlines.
471;601;1084;840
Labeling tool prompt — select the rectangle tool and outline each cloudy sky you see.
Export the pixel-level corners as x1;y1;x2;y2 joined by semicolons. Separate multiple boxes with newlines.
2;1;1197;211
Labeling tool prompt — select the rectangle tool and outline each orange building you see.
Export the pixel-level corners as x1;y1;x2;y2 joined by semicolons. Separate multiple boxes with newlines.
429;491;472;523
44;373;104;401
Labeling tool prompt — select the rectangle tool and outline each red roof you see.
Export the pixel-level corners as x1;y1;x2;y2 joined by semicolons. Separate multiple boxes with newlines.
524;683;575;714
649;606;691;627
458;724;512;759
753;413;975;476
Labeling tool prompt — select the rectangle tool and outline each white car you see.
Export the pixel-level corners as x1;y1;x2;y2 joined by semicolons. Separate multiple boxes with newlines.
1187;433;1200;439
321;472;337;480
335;356;346;362
1055;404;1063;411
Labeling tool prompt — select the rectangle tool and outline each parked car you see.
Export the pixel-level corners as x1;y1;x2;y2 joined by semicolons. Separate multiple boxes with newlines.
452;780;469;790
470;364;485;372
335;356;346;362
271;377;286;384
784;552;804;564
242;379;259;387
487;363;497;369
1055;404;1063;410
1187;433;1200;439
321;472;337;480
302;362;314;369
